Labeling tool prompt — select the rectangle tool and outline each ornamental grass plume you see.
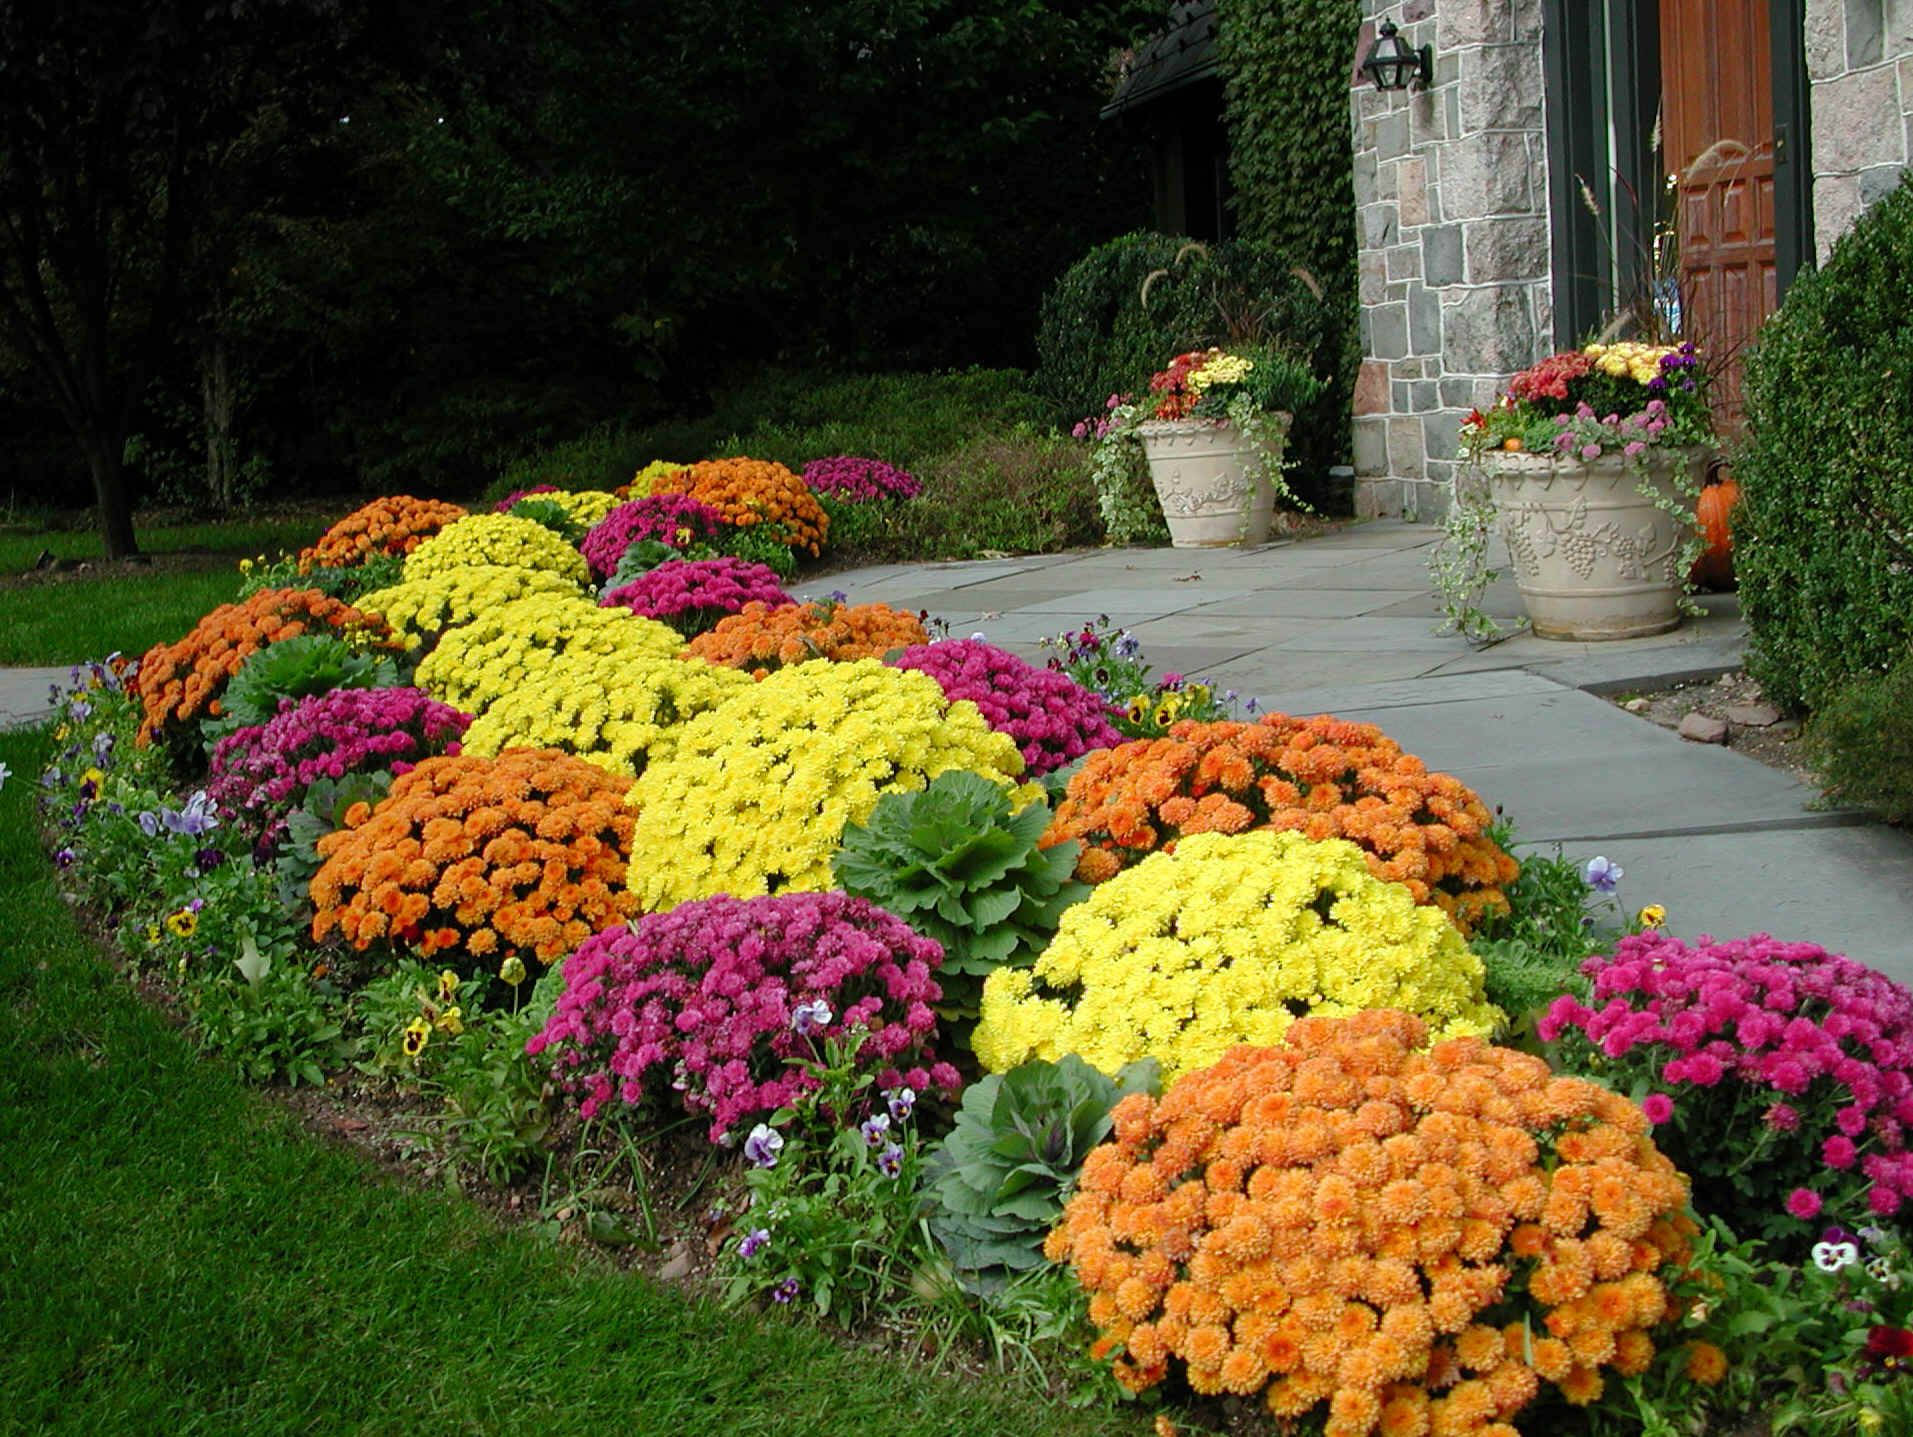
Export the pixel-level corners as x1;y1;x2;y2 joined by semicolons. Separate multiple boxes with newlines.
649;457;829;555
600;557;793;636
972;830;1501;1080
414;593;680;715
309;748;637;972
399;512;590;586
1044;713;1518;935
889;639;1124;777
1539;932;1913;1232
459;650;749;778
1051;1009;1699;1433
685;598;928;679
629;658;1029;911
355;564;584;650
801;455;923;502
581;495;727;580
297;495;468;572
528;891;960;1141
206;687;470;852
134;588;392;747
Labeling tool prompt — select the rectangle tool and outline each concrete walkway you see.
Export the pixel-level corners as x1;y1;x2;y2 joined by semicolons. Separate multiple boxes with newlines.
818;521;1913;986
0;667;72;730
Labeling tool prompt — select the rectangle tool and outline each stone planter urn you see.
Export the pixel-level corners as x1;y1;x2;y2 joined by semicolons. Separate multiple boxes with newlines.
1481;446;1708;640
1136;414;1290;548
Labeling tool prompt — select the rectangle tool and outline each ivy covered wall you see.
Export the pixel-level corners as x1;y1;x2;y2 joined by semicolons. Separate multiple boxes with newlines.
1214;0;1362;472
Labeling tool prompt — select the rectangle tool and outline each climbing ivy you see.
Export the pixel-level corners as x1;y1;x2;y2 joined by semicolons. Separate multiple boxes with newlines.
1214;0;1361;478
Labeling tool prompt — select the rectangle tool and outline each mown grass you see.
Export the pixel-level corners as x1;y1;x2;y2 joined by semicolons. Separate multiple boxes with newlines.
0;513;335;665
0;723;1121;1437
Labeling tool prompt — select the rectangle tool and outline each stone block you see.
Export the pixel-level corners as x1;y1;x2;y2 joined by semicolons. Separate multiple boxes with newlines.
1371;302;1410;359
1410;89;1448;148
1379;158;1399;200
1815;172;1865;260
1386;243;1422;281
1392;379;1411;410
1403;0;1434;20
1893;0;1913;50
1433;50;1462;88
1862;162;1910;204
1375;110;1410;162
1815;66;1907;172
1411;379;1440;411
1399;157;1430;225
1354;359;1391;415
1807;0;1847;81
1443;285;1538;373
1848;0;1884;67
1353;147;1379;207
1395;359;1426;379
1410;284;1442;354
1353;416;1389;476
1465;216;1551;282
1441;132;1533;216
1387;415;1427;477
1511;0;1545;41
1360;250;1388;304
1437;0;1513;48
1363;201;1400;247
1439;378;1477;407
1460;43;1544;133
1423;223;1464;284
1355;474;1403;520
1422;409;1462;463
1403;475;1451;524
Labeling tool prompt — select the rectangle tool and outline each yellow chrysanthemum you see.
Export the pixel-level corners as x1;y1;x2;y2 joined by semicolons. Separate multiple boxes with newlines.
400;513;589;586
355;564;585;650
972;830;1501;1080
415;594;680;715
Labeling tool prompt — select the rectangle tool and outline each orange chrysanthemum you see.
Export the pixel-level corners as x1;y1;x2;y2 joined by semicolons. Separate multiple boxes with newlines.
682;599;928;680
1043;715;1518;932
310;749;637;971
649;457;829;555
135;587;391;746
296;495;467;571
1049;1010;1694;1432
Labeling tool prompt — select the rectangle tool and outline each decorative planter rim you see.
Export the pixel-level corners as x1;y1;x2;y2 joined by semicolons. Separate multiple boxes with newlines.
1137;410;1293;435
1475;444;1711;476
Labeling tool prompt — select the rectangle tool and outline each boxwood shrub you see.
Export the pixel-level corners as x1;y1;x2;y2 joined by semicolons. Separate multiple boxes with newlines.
1737;174;1913;712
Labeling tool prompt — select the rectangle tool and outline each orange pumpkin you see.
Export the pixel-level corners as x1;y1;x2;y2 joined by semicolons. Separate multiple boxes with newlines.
1693;476;1740;588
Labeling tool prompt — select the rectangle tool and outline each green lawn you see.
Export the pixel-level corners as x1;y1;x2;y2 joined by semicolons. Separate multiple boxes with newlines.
0;513;330;666
0;723;1117;1437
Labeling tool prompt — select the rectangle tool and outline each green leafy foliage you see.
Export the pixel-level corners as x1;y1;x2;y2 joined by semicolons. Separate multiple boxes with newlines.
203;634;400;744
1738;174;1913;711
506;496;587;544
1213;0;1361;497
832;773;1088;1020
714;524;798;581
275;771;393;914
895;431;1102;560
606;537;718;589
1802;643;1913;823
188;959;349;1087
923;1054;1158;1289
238;551;407;604
1468;824;1607;1026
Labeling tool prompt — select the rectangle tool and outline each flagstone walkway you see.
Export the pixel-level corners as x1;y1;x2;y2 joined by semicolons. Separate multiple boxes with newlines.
819;521;1913;984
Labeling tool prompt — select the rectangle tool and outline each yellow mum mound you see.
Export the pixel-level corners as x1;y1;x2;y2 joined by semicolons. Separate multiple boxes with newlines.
401;512;590;586
355;565;584;650
531;489;623;529
972;830;1501;1081
630;658;1029;911
415;594;681;715
461;651;751;779
619;460;689;498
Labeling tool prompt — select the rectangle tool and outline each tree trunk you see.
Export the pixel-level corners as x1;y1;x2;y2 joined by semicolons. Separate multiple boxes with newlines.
203;331;238;509
84;436;139;559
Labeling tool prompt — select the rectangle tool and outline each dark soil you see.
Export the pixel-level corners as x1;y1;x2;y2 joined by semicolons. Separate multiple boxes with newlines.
1609;669;1818;789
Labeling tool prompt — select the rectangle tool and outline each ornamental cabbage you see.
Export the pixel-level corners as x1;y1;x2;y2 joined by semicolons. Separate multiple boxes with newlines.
629;659;1030;911
972;829;1502;1080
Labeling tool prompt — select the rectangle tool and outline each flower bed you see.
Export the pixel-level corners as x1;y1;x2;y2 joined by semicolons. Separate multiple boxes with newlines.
581;495;727;580
298;495;469;570
685;598;928;679
650;458;830;555
601;557;792;637
889;639;1122;777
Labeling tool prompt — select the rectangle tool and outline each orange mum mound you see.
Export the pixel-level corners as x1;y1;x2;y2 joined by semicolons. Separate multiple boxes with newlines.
309;748;638;971
135;588;391;746
649;457;829;555
683;599;929;680
296;495;468;571
1043;713;1518;933
1050;1009;1698;1432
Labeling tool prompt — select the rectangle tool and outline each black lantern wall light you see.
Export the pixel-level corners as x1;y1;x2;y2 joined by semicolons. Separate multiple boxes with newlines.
1360;18;1433;92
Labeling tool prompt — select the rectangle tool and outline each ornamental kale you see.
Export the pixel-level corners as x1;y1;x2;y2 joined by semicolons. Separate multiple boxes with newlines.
528;891;960;1141
888;638;1123;776
201;633;402;745
923;1053;1157;1290
831;771;1087;1022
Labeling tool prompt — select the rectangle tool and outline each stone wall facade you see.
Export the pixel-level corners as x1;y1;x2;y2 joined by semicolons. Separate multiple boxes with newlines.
1349;0;1552;523
1808;0;1913;258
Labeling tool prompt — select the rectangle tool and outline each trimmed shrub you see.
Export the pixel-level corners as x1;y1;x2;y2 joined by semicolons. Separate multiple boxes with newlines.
1802;643;1913;822
1737;173;1913;711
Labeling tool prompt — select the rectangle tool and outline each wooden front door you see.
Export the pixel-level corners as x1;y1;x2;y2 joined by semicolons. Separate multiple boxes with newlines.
1660;0;1779;431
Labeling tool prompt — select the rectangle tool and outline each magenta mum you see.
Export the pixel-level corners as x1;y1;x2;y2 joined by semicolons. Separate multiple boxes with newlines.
889;638;1124;775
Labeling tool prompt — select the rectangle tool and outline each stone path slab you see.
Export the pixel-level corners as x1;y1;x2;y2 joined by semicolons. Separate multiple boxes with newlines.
0;667;70;731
